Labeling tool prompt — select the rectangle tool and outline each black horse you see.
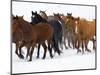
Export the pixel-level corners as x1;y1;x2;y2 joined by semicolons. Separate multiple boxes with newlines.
31;11;47;24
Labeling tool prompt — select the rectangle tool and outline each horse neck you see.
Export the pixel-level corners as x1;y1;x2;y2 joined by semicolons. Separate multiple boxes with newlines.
18;19;32;33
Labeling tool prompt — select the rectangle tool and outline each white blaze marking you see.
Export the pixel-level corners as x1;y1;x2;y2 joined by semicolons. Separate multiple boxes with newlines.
75;21;78;34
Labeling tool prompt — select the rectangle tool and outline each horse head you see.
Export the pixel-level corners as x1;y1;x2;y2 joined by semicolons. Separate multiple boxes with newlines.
67;13;72;16
65;14;80;34
31;11;47;24
39;10;48;20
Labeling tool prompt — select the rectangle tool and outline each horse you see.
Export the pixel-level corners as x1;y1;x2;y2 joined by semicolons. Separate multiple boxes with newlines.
12;15;33;59
76;18;96;53
12;15;54;61
64;13;78;49
39;11;63;50
54;13;75;49
31;11;50;58
65;14;96;53
31;11;47;24
31;11;62;56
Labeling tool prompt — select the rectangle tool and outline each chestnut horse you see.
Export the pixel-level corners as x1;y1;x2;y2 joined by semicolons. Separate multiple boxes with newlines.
65;14;96;53
76;18;96;53
65;13;78;50
39;11;63;50
12;15;33;59
12;15;54;61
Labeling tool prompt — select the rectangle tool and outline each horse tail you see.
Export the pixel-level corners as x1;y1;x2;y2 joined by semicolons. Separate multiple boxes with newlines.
58;30;63;48
52;34;62;55
55;20;63;49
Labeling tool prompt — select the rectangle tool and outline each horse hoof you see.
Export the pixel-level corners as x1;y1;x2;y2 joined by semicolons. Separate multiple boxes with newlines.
15;51;18;55
77;50;81;54
19;55;24;59
86;49;91;52
36;56;39;59
69;46;72;48
82;52;84;55
42;57;45;59
50;55;53;58
65;47;68;49
28;59;32;61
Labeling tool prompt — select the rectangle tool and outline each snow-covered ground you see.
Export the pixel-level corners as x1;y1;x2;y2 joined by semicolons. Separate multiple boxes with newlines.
12;1;96;74
12;41;96;74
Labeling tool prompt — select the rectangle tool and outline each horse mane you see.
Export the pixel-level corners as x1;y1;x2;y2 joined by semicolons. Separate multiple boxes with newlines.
40;10;48;20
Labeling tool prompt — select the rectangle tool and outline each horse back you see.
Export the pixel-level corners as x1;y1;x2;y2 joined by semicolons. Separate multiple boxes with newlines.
32;23;54;42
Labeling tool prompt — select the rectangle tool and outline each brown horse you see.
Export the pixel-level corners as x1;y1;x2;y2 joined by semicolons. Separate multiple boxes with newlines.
12;15;54;61
76;18;96;53
65;14;96;53
65;13;78;49
29;23;54;61
12;15;33;59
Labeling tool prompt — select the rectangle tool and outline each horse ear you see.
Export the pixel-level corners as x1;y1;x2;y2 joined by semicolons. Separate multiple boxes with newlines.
32;11;34;15
67;13;68;15
44;9;47;12
22;15;24;18
71;13;72;16
77;17;80;20
75;17;80;20
72;17;74;20
53;13;55;15
35;11;37;14
16;15;18;19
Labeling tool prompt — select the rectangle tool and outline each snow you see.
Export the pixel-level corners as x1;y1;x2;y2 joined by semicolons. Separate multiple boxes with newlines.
12;41;95;74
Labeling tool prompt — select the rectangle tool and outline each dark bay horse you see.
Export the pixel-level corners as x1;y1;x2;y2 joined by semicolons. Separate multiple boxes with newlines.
38;11;63;50
53;13;73;49
31;11;62;56
12;15;54;61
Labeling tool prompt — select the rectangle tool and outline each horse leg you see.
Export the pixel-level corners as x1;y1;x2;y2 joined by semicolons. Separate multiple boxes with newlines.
42;42;47;59
55;41;62;55
76;40;81;54
93;39;96;51
15;42;19;56
72;39;75;49
82;40;84;54
18;42;25;59
63;37;68;49
85;40;91;52
26;45;31;59
36;44;41;59
48;41;53;58
68;37;72;48
29;43;35;61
